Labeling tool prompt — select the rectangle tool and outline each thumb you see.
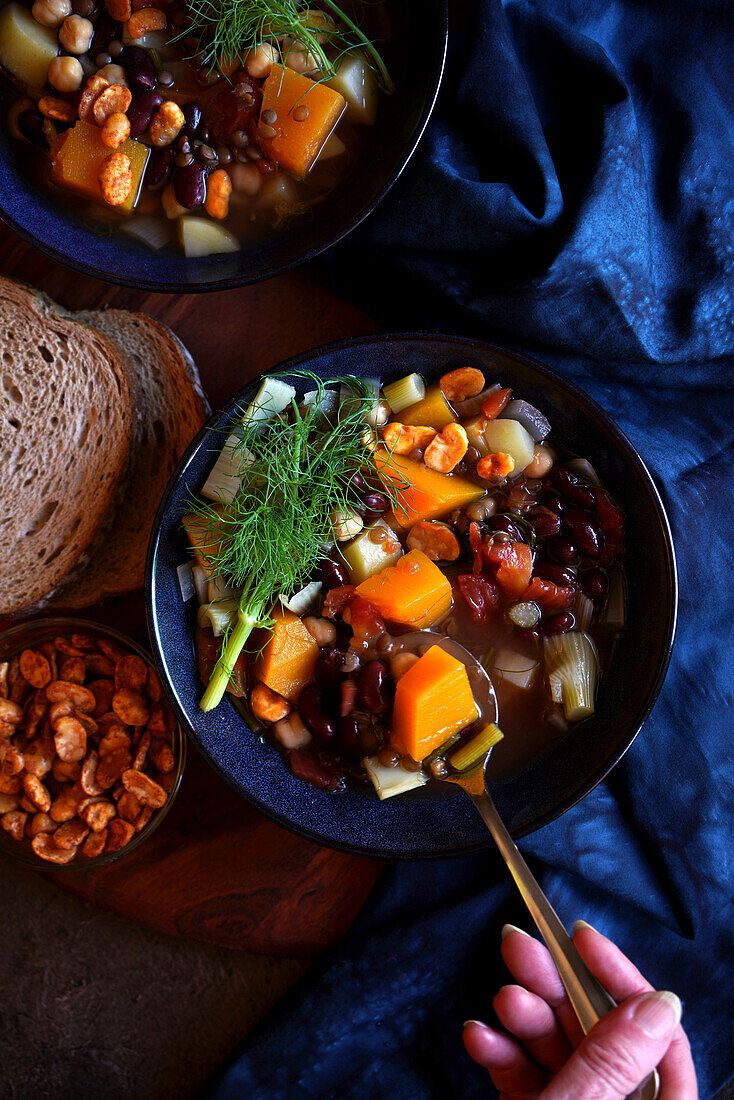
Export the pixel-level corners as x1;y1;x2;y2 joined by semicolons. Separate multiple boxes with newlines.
542;990;681;1100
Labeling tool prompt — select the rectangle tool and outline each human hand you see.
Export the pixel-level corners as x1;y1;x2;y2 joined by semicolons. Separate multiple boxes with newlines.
463;921;697;1099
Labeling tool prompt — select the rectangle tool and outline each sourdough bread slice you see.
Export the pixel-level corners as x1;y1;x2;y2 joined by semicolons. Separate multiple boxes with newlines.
53;309;209;607
0;278;137;616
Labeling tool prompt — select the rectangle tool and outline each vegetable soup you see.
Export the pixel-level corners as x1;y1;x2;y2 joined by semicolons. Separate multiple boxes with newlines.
183;366;627;800
0;0;392;255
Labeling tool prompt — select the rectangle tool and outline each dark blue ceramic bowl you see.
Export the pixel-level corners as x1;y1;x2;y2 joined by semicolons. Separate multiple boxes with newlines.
146;334;677;858
0;2;446;291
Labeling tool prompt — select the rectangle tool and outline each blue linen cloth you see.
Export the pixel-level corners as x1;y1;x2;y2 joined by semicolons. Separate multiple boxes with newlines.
204;1;734;1096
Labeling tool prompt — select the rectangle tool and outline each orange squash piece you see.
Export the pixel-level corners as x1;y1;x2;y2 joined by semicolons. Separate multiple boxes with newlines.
50;120;148;213
355;549;452;628
182;508;227;578
391;645;478;760
399;386;456;431
252;608;319;702
373;449;484;527
258;64;346;177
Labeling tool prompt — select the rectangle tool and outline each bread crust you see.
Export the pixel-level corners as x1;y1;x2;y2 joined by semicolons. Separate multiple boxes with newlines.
0;278;139;617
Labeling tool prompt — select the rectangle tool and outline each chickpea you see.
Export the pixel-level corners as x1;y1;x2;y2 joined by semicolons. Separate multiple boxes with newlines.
244;41;279;79
97;62;128;86
330;508;363;542
390;652;420;682
48;55;83;92
524;444;554;479
282;44;318;74
303;617;337;648
230;161;262;195
58;13;93;53
32;0;70;27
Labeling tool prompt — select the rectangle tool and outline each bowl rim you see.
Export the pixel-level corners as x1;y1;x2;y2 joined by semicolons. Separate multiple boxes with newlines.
145;332;678;858
0;615;186;871
0;4;448;293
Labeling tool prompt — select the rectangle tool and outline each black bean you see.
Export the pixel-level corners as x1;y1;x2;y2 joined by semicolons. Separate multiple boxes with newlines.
173;159;206;208
320;557;349;591
127;88;163;137
17;109;48;148
298;684;336;743
563;507;604;559
125;45;157;90
144;145;175;190
358;661;391;714
182;101;202;138
580;569;608;600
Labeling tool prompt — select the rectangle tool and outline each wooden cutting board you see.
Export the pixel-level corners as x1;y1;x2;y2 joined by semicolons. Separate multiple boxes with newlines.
0;223;384;957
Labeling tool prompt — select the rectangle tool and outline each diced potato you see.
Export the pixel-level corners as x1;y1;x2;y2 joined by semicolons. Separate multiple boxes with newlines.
51;121;148;214
179;217;239;257
341;519;403;585
257;171;301;211
0;3;58;91
482;419;536;472
326;53;378;124
315;132;346;162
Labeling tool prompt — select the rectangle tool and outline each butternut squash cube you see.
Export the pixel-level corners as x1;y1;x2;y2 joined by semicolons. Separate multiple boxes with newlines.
258;64;346;177
390;645;478;761
253;608;319;701
50;120;148;213
355;549;452;628
373;449;484;527
399;385;456;431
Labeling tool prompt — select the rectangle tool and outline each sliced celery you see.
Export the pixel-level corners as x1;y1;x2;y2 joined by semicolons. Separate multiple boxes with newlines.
544;632;598;722
280;581;322;615
383;373;425;414
507;601;540;629
574;592;595;630
197;598;239;637
449;724;504;772
201;433;251;504
192;565;208;605
207;575;240;602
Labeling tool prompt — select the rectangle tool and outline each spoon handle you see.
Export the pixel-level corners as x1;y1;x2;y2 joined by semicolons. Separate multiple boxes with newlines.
471;791;659;1100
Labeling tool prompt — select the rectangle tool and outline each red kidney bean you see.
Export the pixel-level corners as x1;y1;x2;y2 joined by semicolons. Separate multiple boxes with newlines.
144;146;175;190
544;612;575;634
182;101;203;138
315;649;344;694
127;88;163;138
358;661;391;714
17;109;48;148
91;12;117;53
338;714;361;755
533;563;578;588
487;515;522;540
538;489;566;515
174;160;206;208
125;45;157;90
581;569;608;600
350;472;366;492
288;749;345;791
552;465;596;508
549;537;579;566
529;507;561;540
320;557;350;591
563;507;604;558
457;574;501;624
362;491;390;520
297;684;336;743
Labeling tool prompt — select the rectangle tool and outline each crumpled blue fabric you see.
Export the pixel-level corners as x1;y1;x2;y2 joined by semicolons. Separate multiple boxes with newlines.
203;1;734;1097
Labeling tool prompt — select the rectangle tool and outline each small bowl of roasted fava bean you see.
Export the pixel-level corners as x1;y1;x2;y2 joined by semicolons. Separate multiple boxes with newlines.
0;618;185;868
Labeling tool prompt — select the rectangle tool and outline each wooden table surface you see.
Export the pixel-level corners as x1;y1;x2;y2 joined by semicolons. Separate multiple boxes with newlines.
0;223;385;957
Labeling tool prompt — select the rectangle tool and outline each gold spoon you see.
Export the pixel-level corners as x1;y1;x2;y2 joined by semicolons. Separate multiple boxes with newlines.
416;634;660;1100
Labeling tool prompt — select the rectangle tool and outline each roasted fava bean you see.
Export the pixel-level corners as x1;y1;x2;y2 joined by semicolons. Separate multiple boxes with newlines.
439;366;485;402
31;832;76;863
150;101;185;146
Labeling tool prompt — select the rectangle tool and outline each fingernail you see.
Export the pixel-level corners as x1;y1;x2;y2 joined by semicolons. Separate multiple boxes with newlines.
632;991;682;1039
572;919;596;934
501;923;529;940
463;1019;487;1029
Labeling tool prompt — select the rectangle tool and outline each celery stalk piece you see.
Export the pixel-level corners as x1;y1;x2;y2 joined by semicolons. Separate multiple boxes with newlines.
363;756;428;800
200;602;264;712
241;378;296;428
280;581;322;616
382;373;425;414
544;632;598;722
177;562;196;602
573;592;595;631
300;388;339;418
192;565;208;605
449;724;504;772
